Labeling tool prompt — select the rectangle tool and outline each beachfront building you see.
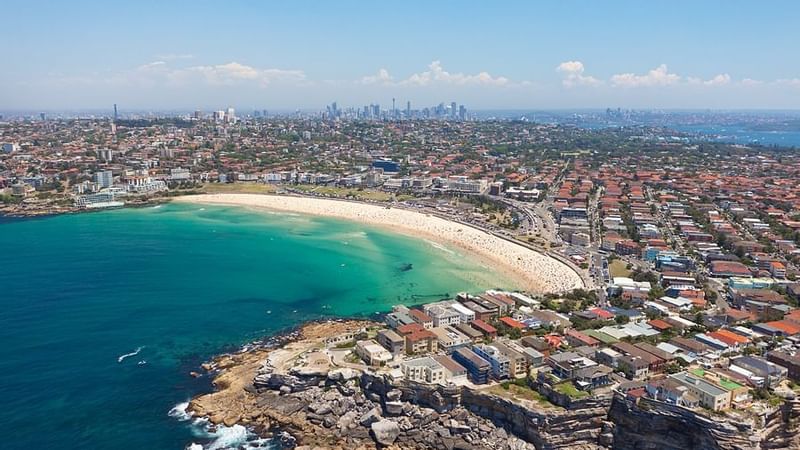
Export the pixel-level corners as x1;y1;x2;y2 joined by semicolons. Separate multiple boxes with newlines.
449;303;476;323
424;302;462;327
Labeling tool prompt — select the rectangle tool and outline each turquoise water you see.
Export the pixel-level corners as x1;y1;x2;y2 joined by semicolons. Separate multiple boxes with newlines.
0;203;510;449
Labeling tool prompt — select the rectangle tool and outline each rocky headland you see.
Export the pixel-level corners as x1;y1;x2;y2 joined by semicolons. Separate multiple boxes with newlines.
185;320;800;450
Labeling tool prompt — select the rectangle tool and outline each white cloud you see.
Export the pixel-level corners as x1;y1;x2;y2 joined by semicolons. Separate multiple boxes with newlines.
740;78;763;86
611;64;681;87
136;61;305;87
360;68;394;85
26;61;307;90
687;73;731;86
397;61;510;86
776;78;800;87
556;60;601;87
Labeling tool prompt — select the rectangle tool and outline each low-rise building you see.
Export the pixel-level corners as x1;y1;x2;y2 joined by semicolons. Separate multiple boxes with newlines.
452;347;491;384
401;357;446;384
473;344;511;380
669;371;731;411
355;339;393;366
376;329;406;356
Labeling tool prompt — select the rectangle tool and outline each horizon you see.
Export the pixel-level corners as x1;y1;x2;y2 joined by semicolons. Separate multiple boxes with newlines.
2;1;800;110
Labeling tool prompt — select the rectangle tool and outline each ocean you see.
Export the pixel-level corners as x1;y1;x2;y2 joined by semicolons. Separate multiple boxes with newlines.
0;202;511;449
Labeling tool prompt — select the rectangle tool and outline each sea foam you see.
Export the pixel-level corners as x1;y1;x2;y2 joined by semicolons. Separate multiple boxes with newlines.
168;401;192;421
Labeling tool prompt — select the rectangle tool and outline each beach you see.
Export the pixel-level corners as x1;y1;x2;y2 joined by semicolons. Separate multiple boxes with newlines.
174;193;584;293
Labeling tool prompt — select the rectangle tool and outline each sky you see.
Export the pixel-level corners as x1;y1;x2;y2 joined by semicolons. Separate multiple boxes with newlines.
2;0;800;111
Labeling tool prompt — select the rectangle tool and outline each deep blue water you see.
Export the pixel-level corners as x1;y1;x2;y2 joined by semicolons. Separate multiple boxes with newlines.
0;203;506;449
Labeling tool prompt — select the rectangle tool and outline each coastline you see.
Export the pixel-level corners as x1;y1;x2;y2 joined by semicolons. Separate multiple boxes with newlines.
173;193;583;294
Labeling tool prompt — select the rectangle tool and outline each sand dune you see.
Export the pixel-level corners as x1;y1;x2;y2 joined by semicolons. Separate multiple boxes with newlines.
175;194;584;294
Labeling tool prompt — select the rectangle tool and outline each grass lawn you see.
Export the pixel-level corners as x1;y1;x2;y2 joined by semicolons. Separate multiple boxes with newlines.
201;183;278;194
488;383;556;407
292;185;397;202
609;259;632;278
554;381;589;399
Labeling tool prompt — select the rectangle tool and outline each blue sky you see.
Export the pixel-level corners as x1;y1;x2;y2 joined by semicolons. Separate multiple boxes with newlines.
2;1;799;110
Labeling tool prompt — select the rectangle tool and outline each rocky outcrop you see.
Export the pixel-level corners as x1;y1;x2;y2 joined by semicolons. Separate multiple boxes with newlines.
609;394;759;450
760;396;800;450
460;388;610;450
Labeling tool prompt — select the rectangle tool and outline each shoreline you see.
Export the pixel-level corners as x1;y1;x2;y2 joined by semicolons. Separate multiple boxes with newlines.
173;193;583;294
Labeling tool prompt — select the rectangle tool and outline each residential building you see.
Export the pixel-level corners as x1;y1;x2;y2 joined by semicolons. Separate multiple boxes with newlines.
452;348;491;384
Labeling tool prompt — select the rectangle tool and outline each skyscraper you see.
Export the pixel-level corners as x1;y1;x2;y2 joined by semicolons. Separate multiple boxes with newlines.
113;104;118;121
406;101;411;117
451;102;457;118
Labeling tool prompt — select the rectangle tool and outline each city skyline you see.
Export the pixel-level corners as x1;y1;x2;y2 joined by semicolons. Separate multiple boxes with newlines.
2;1;800;110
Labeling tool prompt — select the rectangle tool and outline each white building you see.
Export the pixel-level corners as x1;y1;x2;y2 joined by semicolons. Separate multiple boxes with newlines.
401;357;446;384
170;168;191;181
424;302;462;327
94;170;114;188
355;340;392;366
449;303;476;323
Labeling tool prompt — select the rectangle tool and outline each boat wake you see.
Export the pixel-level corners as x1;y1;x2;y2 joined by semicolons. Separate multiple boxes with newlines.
117;346;143;363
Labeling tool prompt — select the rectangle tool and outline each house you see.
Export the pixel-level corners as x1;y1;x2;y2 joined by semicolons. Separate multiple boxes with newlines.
566;329;600;348
520;336;552;356
646;378;700;408
574;364;613;390
670;336;712;356
767;351;800;382
452;347;491;384
707;329;750;350
595;347;623;369
355;340;393;366
731;356;788;388
546;351;597;380
618;355;650;380
506;340;544;367
386;308;415;329
613;341;666;372
669;371;731;411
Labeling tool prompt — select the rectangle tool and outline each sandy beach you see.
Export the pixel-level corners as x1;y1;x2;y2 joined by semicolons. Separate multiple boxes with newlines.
174;193;584;293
